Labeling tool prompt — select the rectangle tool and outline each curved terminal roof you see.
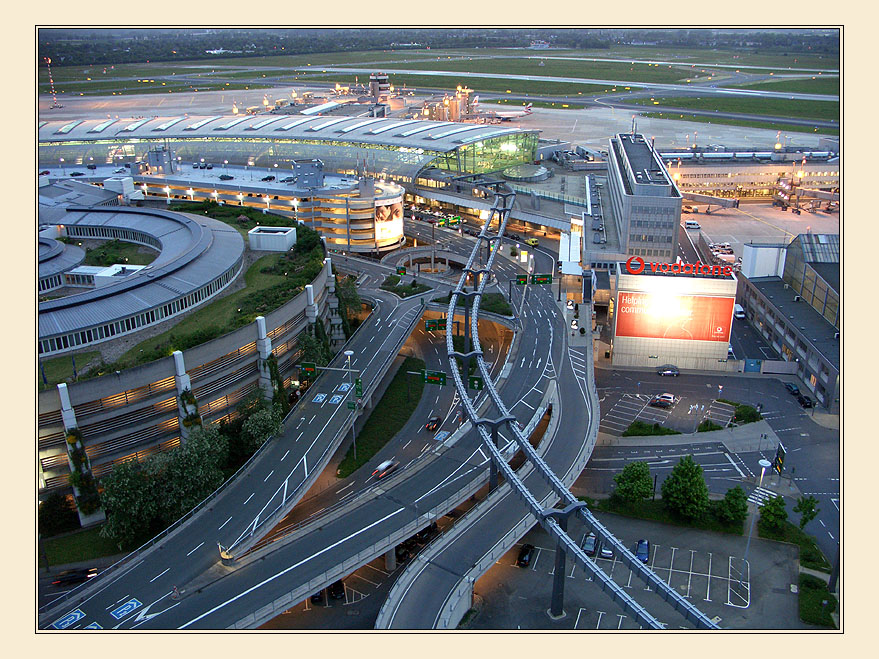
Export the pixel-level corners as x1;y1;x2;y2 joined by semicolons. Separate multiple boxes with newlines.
39;206;244;340
39;237;85;280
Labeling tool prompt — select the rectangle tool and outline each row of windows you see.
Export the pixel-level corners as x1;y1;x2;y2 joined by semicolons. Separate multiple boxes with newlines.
675;171;839;179
628;248;671;258
64;273;94;286
66;225;162;251
39;263;240;356
631;219;674;229
39;274;63;292
629;234;673;244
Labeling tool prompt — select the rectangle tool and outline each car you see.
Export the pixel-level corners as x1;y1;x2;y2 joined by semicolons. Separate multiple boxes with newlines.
261;175;275;182
649;394;675;408
415;522;439;543
114;168;126;174
517;543;535;567
280;176;296;183
310;590;324;604
86;163;97;170
198;163;207;169
600;544;613;560
728;345;735;358
205;163;213;169
424;416;441;432
39;170;50;176
328;580;345;600
219;174;234;181
571;319;579;330
371;459;397;479
784;382;800;396
656;364;679;377
566;299;574;310
797;393;814;408
634;539;650;564
50;567;98;587
70;171;85;177
525;238;539;247
582;533;598;557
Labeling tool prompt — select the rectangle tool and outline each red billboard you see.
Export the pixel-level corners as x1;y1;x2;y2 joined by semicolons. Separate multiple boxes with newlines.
616;291;733;342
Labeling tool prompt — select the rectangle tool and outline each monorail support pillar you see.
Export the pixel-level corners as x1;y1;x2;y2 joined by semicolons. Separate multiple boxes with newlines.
255;316;274;400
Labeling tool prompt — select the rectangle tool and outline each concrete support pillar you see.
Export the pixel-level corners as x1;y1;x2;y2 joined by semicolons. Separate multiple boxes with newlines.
57;383;105;526
384;548;397;572
255;316;274;400
57;382;78;431
305;284;317;324
173;350;198;442
325;258;345;346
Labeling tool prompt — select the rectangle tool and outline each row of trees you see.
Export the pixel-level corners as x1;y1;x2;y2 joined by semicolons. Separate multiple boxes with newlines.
612;457;820;530
98;393;283;548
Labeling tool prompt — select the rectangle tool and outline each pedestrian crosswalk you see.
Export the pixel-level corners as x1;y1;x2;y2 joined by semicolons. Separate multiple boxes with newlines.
747;486;777;506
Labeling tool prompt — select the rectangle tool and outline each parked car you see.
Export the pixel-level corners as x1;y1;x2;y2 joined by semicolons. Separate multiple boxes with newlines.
649;393;675;408
600;543;613;559
415;522;439;543
310;591;324;604
566;299;574;310
517;543;535;567
114;168;127;174
86;163;97;170
582;533;598;557
656;364;679;377
219;174;234;181
635;539;650;564
571;319;579;330
424;416;441;432
50;567;98;587
280;176;296;183
70;171;85;177
797;393;814;408
328;580;345;600
205;163;213;169
39;170;50;176
261;175;275;182
371;459;397;479
784;382;800;396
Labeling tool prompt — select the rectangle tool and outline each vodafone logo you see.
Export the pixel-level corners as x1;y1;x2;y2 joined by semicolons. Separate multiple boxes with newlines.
625;256;645;275
625;255;732;278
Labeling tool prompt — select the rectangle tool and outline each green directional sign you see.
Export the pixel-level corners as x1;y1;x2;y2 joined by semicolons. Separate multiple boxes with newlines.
355;378;363;397
468;375;484;391
422;369;446;386
425;318;447;332
347;401;356;410
531;273;552;285
515;274;528;285
396;266;407;275
300;362;316;378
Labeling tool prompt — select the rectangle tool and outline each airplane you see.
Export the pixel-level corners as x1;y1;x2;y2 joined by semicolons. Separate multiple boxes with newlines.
473;96;533;121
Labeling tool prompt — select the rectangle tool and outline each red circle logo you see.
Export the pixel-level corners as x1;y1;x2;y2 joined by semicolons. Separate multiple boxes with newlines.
625;255;645;275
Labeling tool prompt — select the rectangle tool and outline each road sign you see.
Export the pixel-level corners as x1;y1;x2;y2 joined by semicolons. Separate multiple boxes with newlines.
313;393;327;404
515;274;528;285
355;378;362;397
423;369;446;386
468;375;484;391
300;362;316;378
396;266;407;275
424;318;447;331
531;273;552;285
773;442;786;475
347;401;356;410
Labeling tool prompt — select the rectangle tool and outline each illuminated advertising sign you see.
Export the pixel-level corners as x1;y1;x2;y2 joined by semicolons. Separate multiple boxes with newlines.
375;199;404;243
625;256;732;278
616;291;734;342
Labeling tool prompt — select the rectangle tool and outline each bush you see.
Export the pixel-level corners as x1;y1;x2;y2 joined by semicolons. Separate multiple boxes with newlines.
697;419;724;432
758;494;788;533
714;486;749;524
798;574;837;628
39;492;81;537
622;420;681;436
661;455;710;521
613;462;652;504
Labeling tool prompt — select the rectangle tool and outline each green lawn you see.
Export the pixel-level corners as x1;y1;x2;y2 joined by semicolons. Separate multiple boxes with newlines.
39;351;102;390
587;498;744;535
640;112;839;136
42;526;122;565
336;356;426;478
380;274;432;298
729;76;839;96
628;95;838;122
83;239;158;267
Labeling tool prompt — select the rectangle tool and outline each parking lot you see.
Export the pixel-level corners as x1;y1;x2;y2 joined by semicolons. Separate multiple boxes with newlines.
467;512;803;630
598;391;738;436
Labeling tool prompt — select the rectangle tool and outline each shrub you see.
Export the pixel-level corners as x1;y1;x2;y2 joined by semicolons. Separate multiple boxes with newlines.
697;419;724;432
39;492;80;537
714;486;749;524
661;455;710;521
758;494;788;533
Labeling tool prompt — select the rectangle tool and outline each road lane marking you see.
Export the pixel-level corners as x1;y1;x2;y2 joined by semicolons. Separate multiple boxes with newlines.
264;470;274;482
218;516;233;530
243;493;254;504
149;568;170;583
186;542;205;557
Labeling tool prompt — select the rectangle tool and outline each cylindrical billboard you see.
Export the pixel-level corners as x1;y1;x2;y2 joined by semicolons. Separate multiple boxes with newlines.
615;291;734;342
374;196;404;244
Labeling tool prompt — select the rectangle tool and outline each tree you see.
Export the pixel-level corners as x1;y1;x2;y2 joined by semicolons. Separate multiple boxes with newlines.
335;274;362;339
758;494;788;533
660;455;710;520
714;486;749;525
793;495;820;530
99;459;162;549
39;492;80;537
240;404;283;455
612;461;653;504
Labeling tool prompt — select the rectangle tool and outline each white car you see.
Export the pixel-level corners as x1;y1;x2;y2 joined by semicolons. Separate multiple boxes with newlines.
571;319;579;330
566;300;574;310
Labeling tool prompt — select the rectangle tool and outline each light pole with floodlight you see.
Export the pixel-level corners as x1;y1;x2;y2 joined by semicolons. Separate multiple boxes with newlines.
743;458;773;575
344;350;357;460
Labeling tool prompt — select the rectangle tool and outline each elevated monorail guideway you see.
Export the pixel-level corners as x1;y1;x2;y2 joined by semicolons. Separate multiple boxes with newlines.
444;188;721;630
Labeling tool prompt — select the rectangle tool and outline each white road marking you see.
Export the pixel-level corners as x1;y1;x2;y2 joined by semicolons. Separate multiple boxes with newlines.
243;493;255;504
218;516;233;530
149;568;170;583
186;542;205;557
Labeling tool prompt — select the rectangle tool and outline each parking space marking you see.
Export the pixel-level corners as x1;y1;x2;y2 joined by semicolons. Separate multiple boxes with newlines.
530;547;542;571
595;611;605;628
705;552;712;602
726;558;750;608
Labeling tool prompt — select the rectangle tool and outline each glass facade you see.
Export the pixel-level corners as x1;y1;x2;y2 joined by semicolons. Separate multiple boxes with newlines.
782;234;840;329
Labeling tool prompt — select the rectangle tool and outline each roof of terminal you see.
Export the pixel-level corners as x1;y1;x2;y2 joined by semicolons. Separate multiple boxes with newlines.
748;276;839;370
38;114;536;154
615;133;672;187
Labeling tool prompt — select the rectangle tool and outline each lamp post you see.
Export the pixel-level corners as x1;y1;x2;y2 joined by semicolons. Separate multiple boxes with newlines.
743;458;773;577
292;198;299;223
344;350;357;460
59;157;65;174
163;185;171;204
187;188;194;201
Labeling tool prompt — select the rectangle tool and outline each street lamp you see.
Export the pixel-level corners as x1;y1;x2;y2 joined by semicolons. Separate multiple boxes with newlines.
344;350;357;460
187;188;194;201
59;157;65;174
292;198;300;223
163;185;171;204
224;159;228;169
743;458;773;577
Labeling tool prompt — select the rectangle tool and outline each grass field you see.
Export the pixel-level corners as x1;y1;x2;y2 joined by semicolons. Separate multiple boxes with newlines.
336;356;426;478
39;351;102;390
43;526;122;565
82;239;158;267
629;95;838;122
641;112;839;136
729;76;839;95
